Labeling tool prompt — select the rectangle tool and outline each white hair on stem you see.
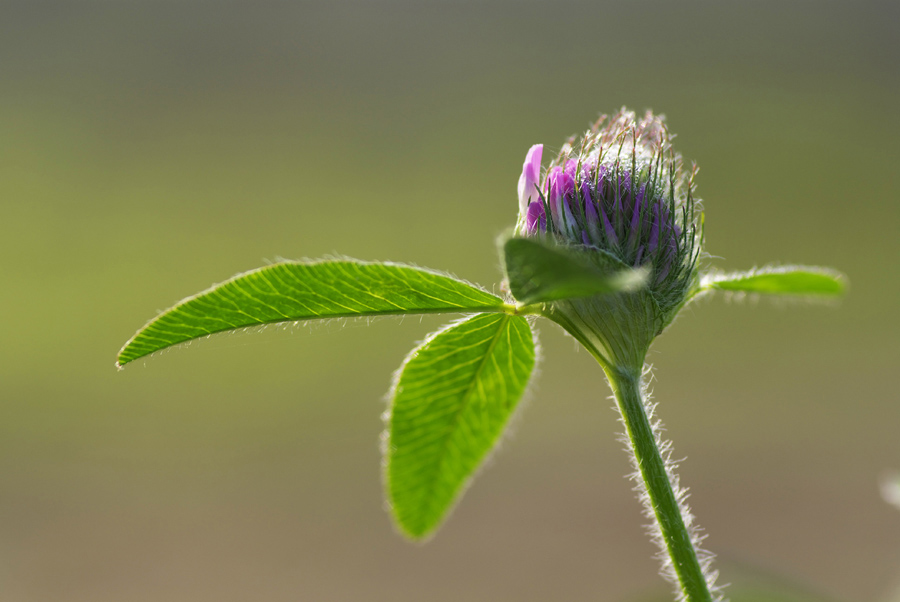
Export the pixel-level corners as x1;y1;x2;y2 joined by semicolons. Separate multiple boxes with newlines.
614;363;726;602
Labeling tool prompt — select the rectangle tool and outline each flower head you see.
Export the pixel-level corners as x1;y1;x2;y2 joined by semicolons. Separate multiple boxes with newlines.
514;109;703;367
516;109;701;299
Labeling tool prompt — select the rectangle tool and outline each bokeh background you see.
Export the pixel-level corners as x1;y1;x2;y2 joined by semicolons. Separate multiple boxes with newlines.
2;2;899;601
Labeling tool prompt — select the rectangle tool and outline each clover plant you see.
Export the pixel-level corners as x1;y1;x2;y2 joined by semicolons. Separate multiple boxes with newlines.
118;109;846;602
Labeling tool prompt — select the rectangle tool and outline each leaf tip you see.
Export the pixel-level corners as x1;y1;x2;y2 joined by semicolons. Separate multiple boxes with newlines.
115;352;134;370
393;517;435;542
115;340;139;369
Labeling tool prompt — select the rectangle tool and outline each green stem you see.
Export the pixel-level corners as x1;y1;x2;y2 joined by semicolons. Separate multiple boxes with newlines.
606;364;714;602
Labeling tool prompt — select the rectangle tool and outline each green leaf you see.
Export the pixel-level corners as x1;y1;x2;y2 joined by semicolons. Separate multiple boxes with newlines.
503;236;648;305
385;313;536;539
117;259;508;367
701;265;847;297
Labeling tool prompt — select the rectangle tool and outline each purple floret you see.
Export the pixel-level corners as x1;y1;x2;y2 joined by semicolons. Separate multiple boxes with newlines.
525;201;546;234
517;144;544;214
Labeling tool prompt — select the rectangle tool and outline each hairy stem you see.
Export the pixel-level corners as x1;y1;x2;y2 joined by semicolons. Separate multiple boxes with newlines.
606;365;716;602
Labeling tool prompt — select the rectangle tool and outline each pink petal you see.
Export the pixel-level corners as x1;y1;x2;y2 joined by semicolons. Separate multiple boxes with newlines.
517;144;543;214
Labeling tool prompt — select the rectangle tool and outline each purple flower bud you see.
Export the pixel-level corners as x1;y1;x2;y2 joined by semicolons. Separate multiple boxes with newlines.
514;108;701;301
517;144;543;214
511;108;704;367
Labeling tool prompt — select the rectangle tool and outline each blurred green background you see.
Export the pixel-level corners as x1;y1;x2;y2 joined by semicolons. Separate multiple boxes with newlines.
1;2;898;601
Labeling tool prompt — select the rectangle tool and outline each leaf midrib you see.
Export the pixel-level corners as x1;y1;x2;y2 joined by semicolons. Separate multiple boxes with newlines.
411;314;510;534
117;305;514;366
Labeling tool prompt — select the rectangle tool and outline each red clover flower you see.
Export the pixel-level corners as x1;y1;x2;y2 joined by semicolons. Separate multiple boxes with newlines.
514;109;702;368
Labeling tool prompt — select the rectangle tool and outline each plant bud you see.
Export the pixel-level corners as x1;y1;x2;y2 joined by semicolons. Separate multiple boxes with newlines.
515;109;702;367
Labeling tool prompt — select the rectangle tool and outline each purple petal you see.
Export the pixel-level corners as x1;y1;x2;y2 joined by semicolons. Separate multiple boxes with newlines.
648;203;660;254
635;183;646;207
547;166;564;226
613;188;622;225
601;205;619;246
580;162;594;181
563;197;579;238
656;261;671;284
667;228;680;256
634;245;645;267
559;169;575;199
627;193;642;247
517;144;543;214
580;178;593;204
594;164;606;197
565;176;576;197
525;201;546;235
656;245;675;284
584;197;600;241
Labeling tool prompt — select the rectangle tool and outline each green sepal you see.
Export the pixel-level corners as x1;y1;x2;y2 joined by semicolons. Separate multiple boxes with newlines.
502;236;649;306
117;259;508;367
385;313;536;539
